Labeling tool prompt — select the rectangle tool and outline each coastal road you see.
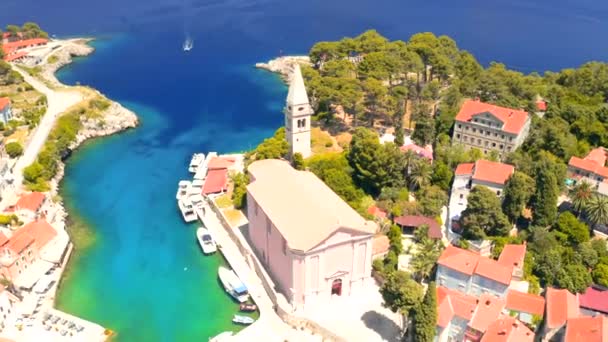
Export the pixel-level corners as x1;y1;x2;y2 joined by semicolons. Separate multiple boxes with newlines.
10;66;83;189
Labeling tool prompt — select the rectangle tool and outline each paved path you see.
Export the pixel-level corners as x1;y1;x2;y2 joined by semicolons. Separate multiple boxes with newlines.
10;66;83;188
199;202;319;342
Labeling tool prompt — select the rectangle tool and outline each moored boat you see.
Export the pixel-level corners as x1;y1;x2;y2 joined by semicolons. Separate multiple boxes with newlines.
218;266;249;303
178;198;198;223
197;227;217;254
232;315;254;325
189;153;205;173
176;180;191;200
239;303;257;312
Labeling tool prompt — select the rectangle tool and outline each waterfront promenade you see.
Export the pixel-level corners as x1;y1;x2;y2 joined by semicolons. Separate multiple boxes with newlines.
198;201;320;341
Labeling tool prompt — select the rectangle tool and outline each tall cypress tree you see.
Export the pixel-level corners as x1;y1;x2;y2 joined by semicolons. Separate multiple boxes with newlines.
532;166;559;227
414;281;437;342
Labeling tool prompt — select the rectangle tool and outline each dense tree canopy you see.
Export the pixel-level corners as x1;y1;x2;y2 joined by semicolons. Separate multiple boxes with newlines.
502;172;535;223
460;186;511;240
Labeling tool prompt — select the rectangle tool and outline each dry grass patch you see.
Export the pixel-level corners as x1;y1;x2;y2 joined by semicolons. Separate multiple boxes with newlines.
311;127;342;154
223;208;246;228
215;194;232;209
5;127;28;144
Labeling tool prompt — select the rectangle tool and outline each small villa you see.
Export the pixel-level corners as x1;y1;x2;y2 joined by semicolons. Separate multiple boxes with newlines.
1;38;48;62
246;159;376;311
6;192;47;221
567;147;608;188
448;159;514;233
0;98;13;124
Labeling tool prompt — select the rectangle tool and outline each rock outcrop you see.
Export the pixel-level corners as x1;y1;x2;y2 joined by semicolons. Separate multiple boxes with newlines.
255;56;311;81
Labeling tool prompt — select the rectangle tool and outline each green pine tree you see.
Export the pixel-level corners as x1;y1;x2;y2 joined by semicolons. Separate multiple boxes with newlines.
414;281;437;342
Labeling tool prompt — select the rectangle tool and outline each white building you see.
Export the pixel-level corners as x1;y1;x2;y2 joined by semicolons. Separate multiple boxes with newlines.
284;64;312;158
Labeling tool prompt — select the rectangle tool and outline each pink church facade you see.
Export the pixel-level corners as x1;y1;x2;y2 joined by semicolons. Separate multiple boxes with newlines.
246;159;376;310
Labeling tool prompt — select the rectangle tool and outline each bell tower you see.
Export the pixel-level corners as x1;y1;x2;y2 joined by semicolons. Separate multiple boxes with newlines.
284;64;312;158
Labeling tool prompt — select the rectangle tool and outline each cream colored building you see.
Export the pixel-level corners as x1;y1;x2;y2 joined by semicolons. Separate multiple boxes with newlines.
284;64;312;158
452;100;531;157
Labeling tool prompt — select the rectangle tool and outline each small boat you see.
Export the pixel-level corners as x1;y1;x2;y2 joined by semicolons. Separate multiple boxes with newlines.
197;227;217;254
176;180;191;200
190;194;205;209
191;179;205;190
239;303;257;312
209;331;233;342
189;153;205;173
218;266;250;303
232;315;255;325
183;37;194;52
178;198;198;223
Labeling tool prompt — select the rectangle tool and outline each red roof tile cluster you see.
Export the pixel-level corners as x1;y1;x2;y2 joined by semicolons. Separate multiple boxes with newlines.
13;192;45;212
2;38;48;56
481;316;534;342
497;244;526;269
455;100;530;135
579;286;608;315
536;100;547;112
469;294;507;333
505;289;545;317
372;235;390;256
393;215;442;239
0;98;10;112
438;245;514;285
437;286;478;328
545;287;580;329
564;316;608;342
367;205;387;219
472;160;515;185
3;51;28;62
568;148;608;177
0;220;57;257
455;162;474;176
207;156;236;170
202;169;228;195
400;143;433;160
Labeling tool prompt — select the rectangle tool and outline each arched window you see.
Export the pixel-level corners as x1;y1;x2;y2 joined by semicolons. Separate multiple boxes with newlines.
301;119;306;128
331;278;342;296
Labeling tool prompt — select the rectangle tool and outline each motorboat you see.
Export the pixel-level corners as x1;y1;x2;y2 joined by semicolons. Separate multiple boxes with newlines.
183;37;194;52
191;179;205;190
189;153;205;173
176;180;191;200
209;331;234;342
239;303;257;312
197;227;217;255
218;266;249;303
189;194;205;209
178;198;198;223
232;315;254;325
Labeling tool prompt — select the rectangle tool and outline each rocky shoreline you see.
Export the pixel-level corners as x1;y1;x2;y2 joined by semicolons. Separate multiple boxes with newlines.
41;39;139;195
255;55;311;81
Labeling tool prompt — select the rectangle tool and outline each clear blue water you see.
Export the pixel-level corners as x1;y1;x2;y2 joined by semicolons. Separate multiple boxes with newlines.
2;0;608;340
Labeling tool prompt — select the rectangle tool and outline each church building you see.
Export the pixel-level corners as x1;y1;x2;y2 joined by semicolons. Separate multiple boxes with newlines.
284;64;312;158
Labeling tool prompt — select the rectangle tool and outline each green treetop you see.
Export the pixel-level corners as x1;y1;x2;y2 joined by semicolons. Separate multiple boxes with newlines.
460;186;510;240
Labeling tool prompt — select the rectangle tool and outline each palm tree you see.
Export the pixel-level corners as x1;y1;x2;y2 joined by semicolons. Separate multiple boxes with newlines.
402;149;417;178
409;158;432;190
585;194;608;227
570;181;593;215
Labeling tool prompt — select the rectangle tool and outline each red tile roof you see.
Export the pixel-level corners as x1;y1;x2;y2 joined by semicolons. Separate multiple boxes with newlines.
565;316;608;342
2;220;58;256
455;163;475;176
367;205;387;219
536;100;547;112
579;286;608;315
393;215;442;239
372;235;390;256
207;156;236;170
3;51;27;62
14;192;45;212
400;144;433;160
455;100;529;135
0;233;7;246
569;149;608;176
468;294;506;333
202;169;228;195
474;257;513;285
0;97;10;112
472;160;515;185
2;38;48;55
505;289;545;317
481;316;534;342
587;148;607;166
4;231;34;254
546;287;580;329
437;286;478;328
437;245;480;276
498;244;526;269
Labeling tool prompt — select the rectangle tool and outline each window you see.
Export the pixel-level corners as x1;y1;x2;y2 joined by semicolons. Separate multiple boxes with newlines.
266;219;271;235
456;134;461;138
301;118;306;127
494;133;498;137
459;194;464;199
501;135;505;139
509;137;513;141
492;142;496;147
465;126;469;130
497;191;501;196
16;261;19;267
499;144;503;149
458;124;462;129
298;107;304;111
507;146;511;151
282;239;287;255
472;128;477;133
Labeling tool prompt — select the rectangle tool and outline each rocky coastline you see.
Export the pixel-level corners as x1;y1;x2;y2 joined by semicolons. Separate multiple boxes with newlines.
40;39;139;195
255;55;311;81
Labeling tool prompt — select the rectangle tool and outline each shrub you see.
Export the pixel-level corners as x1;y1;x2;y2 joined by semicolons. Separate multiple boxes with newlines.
5;141;23;158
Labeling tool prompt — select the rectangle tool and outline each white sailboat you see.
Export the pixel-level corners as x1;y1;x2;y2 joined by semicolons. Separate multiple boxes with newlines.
183;37;194;52
218;266;250;303
197;227;217;254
